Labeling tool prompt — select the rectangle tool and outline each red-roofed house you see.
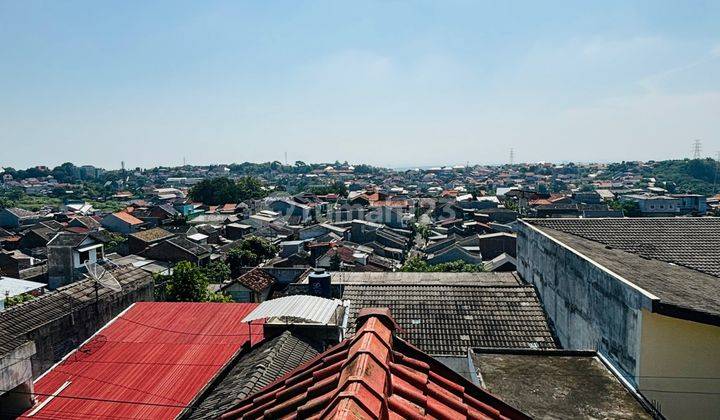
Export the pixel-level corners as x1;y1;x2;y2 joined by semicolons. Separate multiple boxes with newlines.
20;302;263;419
101;211;145;234
220;308;529;419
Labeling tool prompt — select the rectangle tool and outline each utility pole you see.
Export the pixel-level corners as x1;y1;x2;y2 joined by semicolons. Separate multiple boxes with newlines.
714;151;720;194
693;139;702;159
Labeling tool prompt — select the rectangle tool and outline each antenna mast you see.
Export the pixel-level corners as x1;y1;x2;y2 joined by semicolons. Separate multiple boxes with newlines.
509;148;515;165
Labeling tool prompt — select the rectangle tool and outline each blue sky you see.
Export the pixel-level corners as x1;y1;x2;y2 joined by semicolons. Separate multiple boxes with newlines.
1;1;719;169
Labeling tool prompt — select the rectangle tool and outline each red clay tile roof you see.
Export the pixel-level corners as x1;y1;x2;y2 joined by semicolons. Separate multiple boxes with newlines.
220;308;529;420
326;245;357;264
220;203;238;213
234;268;277;292
64;226;90;234
365;192;381;202
112;211;144;225
371;200;409;208
528;198;552;206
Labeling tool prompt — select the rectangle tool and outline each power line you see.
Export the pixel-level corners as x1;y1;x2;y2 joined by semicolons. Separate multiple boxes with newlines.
116;316;262;337
0;388;190;408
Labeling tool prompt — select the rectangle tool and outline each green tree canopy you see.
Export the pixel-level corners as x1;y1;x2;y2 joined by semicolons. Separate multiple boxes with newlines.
400;256;484;273
226;236;279;276
189;176;266;205
203;261;231;284
155;261;231;302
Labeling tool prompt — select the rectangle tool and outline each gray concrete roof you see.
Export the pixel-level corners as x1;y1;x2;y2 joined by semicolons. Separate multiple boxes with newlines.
473;350;654;419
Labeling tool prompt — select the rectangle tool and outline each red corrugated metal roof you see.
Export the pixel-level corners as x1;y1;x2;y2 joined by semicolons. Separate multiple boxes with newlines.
220;308;529;420
21;302;263;420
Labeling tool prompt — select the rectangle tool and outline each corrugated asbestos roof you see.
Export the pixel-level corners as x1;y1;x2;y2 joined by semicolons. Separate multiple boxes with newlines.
220;309;530;419
526;218;720;277
241;295;344;325
326;271;521;285
342;284;557;355
188;331;322;419
20;302;263;420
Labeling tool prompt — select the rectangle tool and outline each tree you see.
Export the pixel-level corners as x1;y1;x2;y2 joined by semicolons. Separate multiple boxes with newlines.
4;292;35;308
51;162;79;183
239;236;278;260
400;256;431;272
189;176;266;205
236;176;267;200
207;291;233;302
400;256;484;272
329;252;342;271
610;200;641;217
105;233;127;255
311;181;348;197
227;248;257;277
158;261;209;302
203;261;231;284
226;236;278;276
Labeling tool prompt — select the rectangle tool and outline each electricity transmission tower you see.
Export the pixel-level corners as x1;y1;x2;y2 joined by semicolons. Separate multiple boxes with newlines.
693;139;702;159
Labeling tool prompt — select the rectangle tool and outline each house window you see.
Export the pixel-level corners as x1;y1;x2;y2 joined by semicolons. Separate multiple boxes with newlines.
79;250;91;264
650;205;655;209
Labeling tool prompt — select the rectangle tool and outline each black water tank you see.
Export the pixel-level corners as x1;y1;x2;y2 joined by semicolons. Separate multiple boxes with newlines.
308;268;332;298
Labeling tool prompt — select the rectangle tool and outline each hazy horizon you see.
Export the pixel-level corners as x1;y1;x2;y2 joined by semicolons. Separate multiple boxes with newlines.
1;1;719;169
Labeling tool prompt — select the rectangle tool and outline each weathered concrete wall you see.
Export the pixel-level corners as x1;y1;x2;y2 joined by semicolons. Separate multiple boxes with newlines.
26;283;154;378
516;222;650;384
47;246;74;289
0;341;35;394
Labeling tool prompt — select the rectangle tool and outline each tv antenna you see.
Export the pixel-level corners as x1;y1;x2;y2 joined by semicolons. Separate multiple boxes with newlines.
693;139;702;159
85;261;122;313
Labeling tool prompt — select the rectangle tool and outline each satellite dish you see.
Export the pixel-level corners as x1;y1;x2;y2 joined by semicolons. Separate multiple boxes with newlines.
84;261;122;293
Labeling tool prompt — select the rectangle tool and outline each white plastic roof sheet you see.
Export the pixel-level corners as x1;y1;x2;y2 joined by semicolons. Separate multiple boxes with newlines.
241;295;343;325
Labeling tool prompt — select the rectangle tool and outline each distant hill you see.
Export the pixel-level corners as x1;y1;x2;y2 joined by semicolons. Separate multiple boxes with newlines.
650;159;719;196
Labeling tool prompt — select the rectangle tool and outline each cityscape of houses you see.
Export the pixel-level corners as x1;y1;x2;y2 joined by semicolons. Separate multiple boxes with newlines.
0;158;718;419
